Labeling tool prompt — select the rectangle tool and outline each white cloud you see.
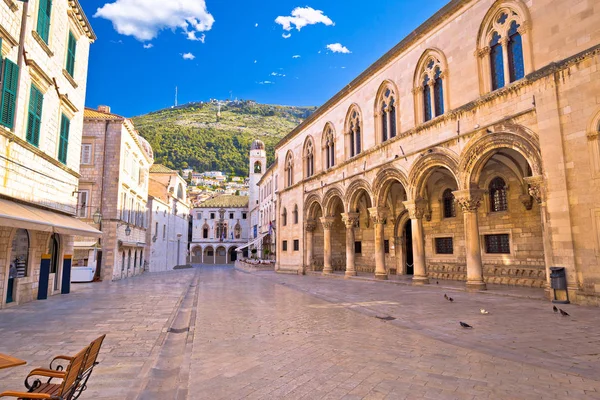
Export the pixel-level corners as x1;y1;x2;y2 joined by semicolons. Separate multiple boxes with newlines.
326;43;351;54
282;33;291;39
254;60;257;64
341;66;346;69
275;7;334;32
182;52;195;60
258;81;274;85
255;23;259;27
270;72;286;77
292;55;301;58
95;0;215;42
187;32;206;43
143;43;153;49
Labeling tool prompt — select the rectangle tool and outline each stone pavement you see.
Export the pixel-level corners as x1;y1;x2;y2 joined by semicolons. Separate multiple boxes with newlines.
1;266;600;399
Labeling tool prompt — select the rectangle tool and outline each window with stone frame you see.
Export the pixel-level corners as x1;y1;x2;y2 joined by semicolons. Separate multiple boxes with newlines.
293;205;298;224
282;208;287;226
323;125;336;169
282;240;288;251
346;106;362;158
376;83;398;143
203;224;209;239
442;189;456;218
304;139;314;178
489;177;508;212
413;50;448;124
355;241;362;254
435;237;454;254
285;151;294;187
293;239;299;251
384;240;390;254
484;234;510;254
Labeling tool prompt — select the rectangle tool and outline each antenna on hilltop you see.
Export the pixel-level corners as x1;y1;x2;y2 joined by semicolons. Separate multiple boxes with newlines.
175;86;178;107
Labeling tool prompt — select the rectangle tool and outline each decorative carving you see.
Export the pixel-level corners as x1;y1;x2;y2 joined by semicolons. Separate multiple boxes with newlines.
452;190;485;212
519;194;533;210
341;212;359;229
305;220;317;232
477;46;491;57
368;207;388;225
402;200;427;220
319;216;335;230
524;176;545;204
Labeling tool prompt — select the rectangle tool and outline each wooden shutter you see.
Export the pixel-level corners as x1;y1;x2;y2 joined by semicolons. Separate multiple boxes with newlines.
0;59;19;129
37;0;52;43
58;114;70;164
66;31;76;76
26;85;44;146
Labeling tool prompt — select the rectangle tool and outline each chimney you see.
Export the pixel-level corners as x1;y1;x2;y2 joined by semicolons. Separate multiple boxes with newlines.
97;105;111;113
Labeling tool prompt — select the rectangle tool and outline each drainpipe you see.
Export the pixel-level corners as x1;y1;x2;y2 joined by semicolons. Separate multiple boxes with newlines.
12;0;29;132
96;120;110;280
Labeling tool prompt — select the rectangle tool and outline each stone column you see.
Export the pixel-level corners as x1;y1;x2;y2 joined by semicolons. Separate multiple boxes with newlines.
403;200;429;285
341;212;359;277
368;207;389;280
453;189;486;291
427;79;436;117
320;217;335;274
305;220;316;272
394;236;404;275
501;36;511;85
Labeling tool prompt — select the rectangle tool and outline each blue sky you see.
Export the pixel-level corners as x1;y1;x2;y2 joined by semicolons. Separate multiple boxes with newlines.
81;0;449;117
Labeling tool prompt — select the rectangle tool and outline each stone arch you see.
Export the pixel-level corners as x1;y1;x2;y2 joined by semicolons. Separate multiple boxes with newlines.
322;186;346;216
413;48;449;89
459;124;542;189
413;48;450;122
373;167;410;207
393;209;411;238
322;122;337;170
374;79;400;142
344;179;374;212
303;135;316;178
344;103;364;158
304;193;323;220
476;0;531;50
284;150;294;187
408;148;460;199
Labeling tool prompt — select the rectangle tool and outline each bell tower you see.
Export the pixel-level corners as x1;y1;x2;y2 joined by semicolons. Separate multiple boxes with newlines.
249;140;266;237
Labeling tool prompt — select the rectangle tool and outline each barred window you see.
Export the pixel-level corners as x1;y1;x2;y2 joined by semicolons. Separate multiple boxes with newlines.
293;239;299;251
354;241;362;254
435;237;454;254
489;177;508;212
384;240;390;254
484;234;510;254
282;240;288;251
442;189;456;218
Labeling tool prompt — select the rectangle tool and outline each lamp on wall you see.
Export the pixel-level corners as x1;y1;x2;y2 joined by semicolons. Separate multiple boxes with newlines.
92;209;102;224
117;222;132;237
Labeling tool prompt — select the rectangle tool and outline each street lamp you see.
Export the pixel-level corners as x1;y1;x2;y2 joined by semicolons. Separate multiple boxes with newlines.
117;222;132;237
92;209;102;224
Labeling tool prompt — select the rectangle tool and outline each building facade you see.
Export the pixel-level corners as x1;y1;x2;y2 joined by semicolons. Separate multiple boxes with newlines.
0;0;98;308
79;106;153;281
146;164;190;272
275;0;600;305
255;159;278;258
190;195;249;264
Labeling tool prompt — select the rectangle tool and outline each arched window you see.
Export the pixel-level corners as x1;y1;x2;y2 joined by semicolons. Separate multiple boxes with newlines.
293;204;298;224
489;177;508;212
202;223;209;239
285;152;293;187
414;50;448;124
323;124;336;170
254;161;262;173
177;183;184;200
234;222;241;239
282;208;287;226
376;83;398;143
346;106;362;158
304;138;314;178
477;3;530;93
442;189;456;218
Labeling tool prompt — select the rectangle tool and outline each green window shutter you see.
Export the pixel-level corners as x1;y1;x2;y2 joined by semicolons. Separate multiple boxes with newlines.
26;85;43;147
66;31;76;76
58;114;70;164
0;59;19;129
36;0;52;44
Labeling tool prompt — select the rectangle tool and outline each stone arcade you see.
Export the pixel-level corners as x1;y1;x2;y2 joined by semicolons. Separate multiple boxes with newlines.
273;0;600;305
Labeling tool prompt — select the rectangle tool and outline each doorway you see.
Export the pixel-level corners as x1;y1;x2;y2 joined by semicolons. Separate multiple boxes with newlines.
403;222;414;275
48;234;60;291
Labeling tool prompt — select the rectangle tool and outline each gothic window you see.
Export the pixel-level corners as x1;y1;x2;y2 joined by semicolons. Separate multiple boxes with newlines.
489;177;508;212
285;151;293;187
478;4;530;93
282;208;287;226
346;106;362;158
442;189;456;218
304;139;314;178
293;204;298;224
202;223;209;238
323;125;336;169
376;84;398;143
414;51;448;124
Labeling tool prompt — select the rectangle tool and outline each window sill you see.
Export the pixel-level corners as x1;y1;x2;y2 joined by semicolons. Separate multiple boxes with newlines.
32;31;54;57
62;69;78;89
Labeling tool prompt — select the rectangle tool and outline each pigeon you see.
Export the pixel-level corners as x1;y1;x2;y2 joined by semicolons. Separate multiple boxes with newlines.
460;322;473;328
480;309;489;314
436;281;439;285
448;297;454;302
553;305;558;313
559;309;570;316
444;294;448;300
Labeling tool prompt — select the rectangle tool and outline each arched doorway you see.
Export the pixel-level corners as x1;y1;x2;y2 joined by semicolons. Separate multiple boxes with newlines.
127;249;132;277
48;234;61;291
191;246;202;263
133;251;138;274
403;220;414;275
229;247;237;263
7;229;30;303
204;246;214;264
305;197;324;271
322;191;346;274
215;246;227;264
346;183;374;276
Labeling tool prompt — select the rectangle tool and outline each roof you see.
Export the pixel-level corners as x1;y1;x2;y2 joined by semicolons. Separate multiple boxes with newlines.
150;164;176;173
275;0;468;150
196;195;249;209
70;0;97;41
84;108;123;120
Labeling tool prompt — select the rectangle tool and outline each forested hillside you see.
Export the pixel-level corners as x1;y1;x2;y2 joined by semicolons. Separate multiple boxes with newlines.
132;101;316;176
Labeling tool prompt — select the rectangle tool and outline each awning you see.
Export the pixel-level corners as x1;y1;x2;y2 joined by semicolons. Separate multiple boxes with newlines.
236;233;267;252
74;241;98;249
118;240;146;248
0;198;102;238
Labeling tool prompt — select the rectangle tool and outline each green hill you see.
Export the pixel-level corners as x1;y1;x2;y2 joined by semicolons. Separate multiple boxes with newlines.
132;101;316;177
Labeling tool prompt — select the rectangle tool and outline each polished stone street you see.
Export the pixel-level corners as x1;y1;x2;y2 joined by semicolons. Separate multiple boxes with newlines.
1;266;600;399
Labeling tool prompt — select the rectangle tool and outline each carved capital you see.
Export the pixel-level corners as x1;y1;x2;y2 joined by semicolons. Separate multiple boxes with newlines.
368;207;389;225
524;175;546;204
319;216;335;230
402;200;428;220
500;36;509;47
519;194;533;211
341;212;360;229
305;220;317;232
452;189;485;213
412;86;424;95
477;46;491;57
518;20;530;35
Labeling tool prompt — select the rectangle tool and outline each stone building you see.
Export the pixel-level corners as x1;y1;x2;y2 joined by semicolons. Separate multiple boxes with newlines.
274;0;600;305
0;0;98;308
146;164;190;272
78;106;153;281
190;195;249;264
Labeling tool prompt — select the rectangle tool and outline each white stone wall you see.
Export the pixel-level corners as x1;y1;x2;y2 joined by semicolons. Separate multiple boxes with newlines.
146;197;189;272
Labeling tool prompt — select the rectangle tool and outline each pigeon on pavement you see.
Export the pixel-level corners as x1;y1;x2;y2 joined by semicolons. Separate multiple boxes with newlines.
444;294;448;300
448;297;454;302
460;322;473;328
553;305;558;313
559;309;570;316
